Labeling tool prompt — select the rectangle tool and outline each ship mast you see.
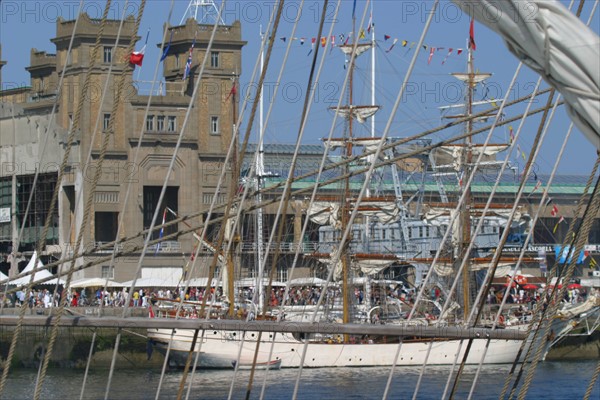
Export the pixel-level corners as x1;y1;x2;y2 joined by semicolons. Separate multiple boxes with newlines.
340;14;357;338
461;40;475;320
448;36;491;321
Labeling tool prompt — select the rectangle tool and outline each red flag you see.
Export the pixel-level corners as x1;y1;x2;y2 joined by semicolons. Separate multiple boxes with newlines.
457;49;463;55
225;83;236;101
469;19;476;51
384;34;391;41
551;205;559;217
129;47;145;66
321;37;327;47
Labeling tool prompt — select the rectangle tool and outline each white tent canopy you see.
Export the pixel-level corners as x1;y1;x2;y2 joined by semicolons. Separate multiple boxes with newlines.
69;277;121;288
10;251;64;286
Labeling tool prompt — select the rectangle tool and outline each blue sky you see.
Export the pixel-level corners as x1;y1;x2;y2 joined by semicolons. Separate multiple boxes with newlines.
1;0;598;175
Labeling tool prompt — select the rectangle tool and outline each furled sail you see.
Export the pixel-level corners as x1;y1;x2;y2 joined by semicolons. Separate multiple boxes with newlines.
330;105;380;123
338;43;373;57
437;144;509;171
308;202;341;229
353;258;396;276
452;0;600;148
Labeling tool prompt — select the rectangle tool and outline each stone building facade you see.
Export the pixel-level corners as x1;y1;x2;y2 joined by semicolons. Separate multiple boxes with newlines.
0;14;245;282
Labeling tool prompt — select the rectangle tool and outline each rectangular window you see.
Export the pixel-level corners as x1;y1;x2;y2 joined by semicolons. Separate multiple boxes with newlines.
143;186;178;240
146;115;154;131
103;113;111;131
101;265;114;279
94;211;118;242
210;51;220;68
68;113;73;128
157;115;165;132
167;116;177;132
103;46;112;63
175;54;179;69
210;116;219;134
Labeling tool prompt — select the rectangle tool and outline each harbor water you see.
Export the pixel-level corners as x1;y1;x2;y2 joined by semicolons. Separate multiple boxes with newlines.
3;361;598;399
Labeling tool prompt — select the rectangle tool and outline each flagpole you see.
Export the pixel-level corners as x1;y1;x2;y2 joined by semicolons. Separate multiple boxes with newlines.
136;28;150;82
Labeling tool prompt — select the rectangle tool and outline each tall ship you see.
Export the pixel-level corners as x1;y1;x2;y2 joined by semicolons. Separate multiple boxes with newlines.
148;9;532;369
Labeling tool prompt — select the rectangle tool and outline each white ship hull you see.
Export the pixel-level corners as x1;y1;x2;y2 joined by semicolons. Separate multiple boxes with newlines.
148;328;527;368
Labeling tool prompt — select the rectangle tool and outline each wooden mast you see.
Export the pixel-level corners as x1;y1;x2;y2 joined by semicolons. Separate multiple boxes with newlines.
340;14;358;342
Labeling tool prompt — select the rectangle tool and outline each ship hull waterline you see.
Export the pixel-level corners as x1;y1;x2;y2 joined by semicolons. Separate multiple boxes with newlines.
148;328;528;369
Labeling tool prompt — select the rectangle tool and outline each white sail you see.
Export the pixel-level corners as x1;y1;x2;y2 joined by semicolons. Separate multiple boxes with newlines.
437;145;509;171
331;105;380;123
353;259;396;276
308;202;341;228
453;0;600;147
338;43;373;57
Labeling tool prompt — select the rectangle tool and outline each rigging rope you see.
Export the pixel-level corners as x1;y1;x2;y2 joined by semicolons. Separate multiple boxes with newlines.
0;1;113;395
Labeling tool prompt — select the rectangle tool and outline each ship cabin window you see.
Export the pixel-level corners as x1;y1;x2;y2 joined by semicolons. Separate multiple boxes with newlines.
174;54;180;69
426;226;430;237
493;226;498;234
408;228;412;239
418;226;423;238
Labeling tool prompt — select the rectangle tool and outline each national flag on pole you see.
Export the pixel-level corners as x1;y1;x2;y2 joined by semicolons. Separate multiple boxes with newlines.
225;82;236;101
129;47;145;66
182;38;195;80
469;18;477;50
130;29;150;67
367;12;373;33
160;30;174;62
386;38;398;53
551;204;559;217
155;207;167;255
